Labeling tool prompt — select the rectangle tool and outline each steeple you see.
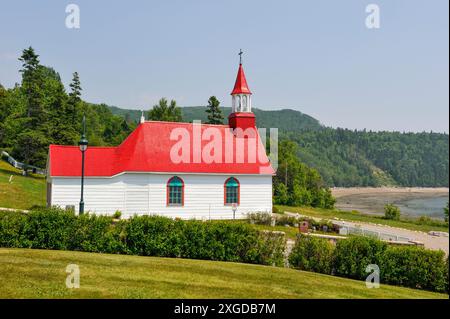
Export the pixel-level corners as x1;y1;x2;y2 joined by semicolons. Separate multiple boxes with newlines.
229;50;256;130
231;50;252;112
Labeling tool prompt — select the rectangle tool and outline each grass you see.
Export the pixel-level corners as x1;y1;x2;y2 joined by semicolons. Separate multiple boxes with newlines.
277;205;449;233
0;248;447;299
0;160;46;209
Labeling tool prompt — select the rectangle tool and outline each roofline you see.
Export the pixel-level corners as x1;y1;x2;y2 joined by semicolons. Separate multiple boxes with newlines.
50;170;275;179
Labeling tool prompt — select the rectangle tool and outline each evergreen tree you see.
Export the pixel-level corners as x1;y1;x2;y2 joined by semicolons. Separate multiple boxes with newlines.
205;96;224;124
18;46;43;126
68;72;82;122
148;98;182;122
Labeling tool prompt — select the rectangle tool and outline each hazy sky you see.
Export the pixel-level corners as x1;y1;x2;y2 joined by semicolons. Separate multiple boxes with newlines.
0;0;448;132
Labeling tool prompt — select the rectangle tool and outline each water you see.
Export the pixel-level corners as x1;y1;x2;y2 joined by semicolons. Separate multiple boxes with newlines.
396;196;448;219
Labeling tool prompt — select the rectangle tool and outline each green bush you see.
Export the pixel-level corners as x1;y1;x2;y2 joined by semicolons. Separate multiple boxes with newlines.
246;212;273;225
272;206;284;215
289;234;334;274
333;236;388;280
113;210;122;219
254;230;286;267
275;215;299;226
381;245;448;292
0;210;30;248
22;207;77;250
384;204;401;220
0;207;285;267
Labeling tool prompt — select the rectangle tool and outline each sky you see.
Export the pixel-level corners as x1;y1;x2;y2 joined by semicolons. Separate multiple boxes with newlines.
0;0;448;133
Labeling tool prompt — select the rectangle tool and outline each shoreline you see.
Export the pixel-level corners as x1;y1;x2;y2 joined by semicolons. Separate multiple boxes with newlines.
331;187;449;198
331;187;448;218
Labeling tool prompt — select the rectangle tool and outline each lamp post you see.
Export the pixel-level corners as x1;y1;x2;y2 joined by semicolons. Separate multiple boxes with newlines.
78;115;88;215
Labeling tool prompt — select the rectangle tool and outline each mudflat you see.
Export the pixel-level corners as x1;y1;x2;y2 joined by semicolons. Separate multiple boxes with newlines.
332;187;449;217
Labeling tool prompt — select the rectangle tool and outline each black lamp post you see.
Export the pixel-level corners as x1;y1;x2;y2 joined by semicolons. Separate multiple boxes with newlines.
78;115;88;215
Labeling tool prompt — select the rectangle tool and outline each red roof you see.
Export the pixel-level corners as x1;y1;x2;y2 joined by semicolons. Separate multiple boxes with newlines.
231;64;252;95
49;121;274;177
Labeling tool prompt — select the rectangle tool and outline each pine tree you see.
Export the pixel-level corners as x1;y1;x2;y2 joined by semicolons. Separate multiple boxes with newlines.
68;72;82;122
19;46;43;126
205;96;224;124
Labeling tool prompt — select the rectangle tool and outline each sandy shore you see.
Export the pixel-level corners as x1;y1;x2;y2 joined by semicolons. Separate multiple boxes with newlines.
331;187;449;217
332;187;449;198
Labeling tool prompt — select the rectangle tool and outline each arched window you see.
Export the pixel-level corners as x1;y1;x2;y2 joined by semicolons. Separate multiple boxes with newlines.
224;177;240;205
167;176;184;206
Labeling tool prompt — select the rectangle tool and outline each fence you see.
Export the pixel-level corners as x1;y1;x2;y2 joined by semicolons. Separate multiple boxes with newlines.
336;222;411;242
1;151;46;175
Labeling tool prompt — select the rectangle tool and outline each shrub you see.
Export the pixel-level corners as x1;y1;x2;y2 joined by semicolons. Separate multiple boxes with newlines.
0;210;30;248
254;230;286;267
125;215;182;257
274;215;298;226
0;207;285;267
113;210;122;219
333;236;388;280
384;204;401;220
22;207;77;250
246;212;273;225
272;206;284;215
380;245;448;292
289;234;335;274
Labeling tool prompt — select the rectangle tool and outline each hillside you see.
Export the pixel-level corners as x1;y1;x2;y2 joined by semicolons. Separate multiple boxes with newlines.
0;248;445;298
290;129;449;187
0;160;45;209
108;105;323;133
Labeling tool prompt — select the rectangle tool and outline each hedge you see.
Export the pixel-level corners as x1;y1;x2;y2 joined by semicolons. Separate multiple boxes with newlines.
0;207;285;267
333;236;388;280
288;234;449;293
288;234;334;274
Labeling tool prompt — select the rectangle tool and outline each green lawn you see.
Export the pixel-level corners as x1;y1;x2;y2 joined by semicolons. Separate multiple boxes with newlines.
0;248;446;299
277;205;449;233
0;160;46;209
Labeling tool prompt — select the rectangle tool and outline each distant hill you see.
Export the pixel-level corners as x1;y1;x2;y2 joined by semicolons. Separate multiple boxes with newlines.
106;104;449;188
108;105;323;133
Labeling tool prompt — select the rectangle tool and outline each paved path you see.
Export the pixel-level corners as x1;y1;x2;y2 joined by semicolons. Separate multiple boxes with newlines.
284;211;449;255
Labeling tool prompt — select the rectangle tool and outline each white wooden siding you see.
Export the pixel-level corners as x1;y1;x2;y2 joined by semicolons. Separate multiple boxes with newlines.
51;173;272;220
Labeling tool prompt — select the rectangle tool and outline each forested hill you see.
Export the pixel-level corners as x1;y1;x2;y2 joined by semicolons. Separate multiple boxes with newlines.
288;129;449;187
109;105;449;188
108;105;323;133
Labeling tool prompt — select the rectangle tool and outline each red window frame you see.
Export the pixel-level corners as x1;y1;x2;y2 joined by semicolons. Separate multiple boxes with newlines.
224;177;240;206
166;176;185;206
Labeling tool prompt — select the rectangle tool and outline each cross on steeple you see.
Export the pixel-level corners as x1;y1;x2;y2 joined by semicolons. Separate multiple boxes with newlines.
238;49;243;65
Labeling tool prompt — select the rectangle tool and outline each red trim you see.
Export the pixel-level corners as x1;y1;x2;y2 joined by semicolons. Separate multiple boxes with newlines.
224;177;240;206
166;176;185;206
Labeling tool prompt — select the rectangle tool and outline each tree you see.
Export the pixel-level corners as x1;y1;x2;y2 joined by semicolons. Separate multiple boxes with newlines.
148;98;182;122
68;72;82;122
205;96;224;124
444;202;449;222
384;203;401;220
19;46;43;126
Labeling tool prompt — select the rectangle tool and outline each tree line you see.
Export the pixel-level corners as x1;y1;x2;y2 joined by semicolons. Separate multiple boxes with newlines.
287;128;449;187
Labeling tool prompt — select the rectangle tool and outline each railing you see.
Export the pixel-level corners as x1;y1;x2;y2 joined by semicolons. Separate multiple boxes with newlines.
1;151;46;175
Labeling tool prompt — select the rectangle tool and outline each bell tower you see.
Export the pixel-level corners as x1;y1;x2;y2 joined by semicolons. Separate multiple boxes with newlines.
228;50;256;130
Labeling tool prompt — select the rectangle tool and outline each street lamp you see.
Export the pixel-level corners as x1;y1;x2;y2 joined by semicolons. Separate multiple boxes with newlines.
78;115;88;215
